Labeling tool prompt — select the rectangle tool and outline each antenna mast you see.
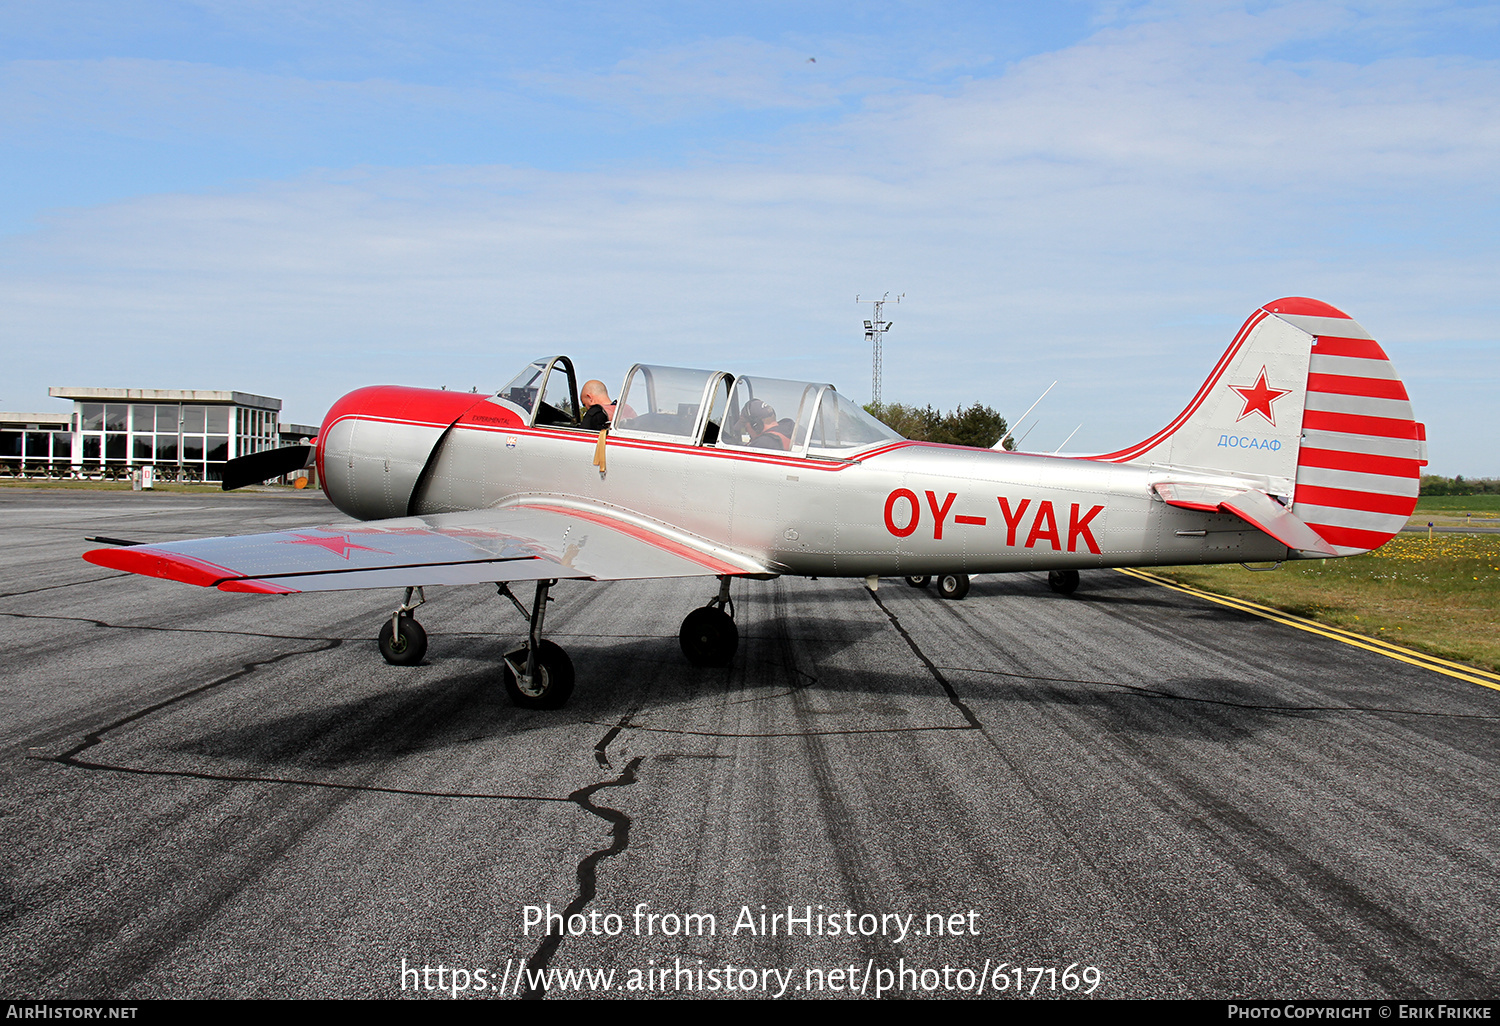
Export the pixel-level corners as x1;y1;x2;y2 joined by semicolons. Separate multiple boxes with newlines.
856;292;902;408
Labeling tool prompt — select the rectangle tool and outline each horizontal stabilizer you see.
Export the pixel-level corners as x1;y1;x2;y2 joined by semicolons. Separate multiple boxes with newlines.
1154;482;1337;557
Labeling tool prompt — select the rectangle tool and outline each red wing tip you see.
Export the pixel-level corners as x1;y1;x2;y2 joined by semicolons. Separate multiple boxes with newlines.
1263;297;1351;319
84;546;236;589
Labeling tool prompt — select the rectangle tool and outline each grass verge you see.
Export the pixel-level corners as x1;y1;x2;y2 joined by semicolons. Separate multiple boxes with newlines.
1152;533;1500;674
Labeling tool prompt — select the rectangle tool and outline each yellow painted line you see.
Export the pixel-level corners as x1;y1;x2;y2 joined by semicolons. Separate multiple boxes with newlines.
1114;567;1500;694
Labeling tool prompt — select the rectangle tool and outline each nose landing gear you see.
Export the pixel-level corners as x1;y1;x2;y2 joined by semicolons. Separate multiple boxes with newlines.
680;575;739;667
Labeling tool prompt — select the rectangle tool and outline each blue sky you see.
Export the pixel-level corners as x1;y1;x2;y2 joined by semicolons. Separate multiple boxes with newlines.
2;0;1496;474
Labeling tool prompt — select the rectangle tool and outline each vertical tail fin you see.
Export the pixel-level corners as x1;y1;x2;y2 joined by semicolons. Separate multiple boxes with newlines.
1094;298;1426;555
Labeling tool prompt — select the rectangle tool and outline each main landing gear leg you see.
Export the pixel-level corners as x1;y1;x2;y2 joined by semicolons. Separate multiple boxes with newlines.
379;586;428;665
680;575;739;668
496;580;575;709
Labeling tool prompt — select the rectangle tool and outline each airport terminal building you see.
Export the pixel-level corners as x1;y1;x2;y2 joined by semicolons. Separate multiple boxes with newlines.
1;387;318;482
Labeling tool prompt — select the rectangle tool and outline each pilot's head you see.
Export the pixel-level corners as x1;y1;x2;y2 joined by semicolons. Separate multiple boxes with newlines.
743;399;777;434
581;380;610;408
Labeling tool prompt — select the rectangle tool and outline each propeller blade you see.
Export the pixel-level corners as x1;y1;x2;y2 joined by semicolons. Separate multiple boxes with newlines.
221;445;315;491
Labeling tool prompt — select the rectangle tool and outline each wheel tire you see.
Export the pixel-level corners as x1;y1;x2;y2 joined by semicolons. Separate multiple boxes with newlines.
679;606;739;668
1048;569;1080;595
905;575;931;589
378;615;428;665
503;640;575;709
937;573;970;600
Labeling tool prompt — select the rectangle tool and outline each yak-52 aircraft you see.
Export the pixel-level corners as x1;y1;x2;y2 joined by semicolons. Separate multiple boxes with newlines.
86;298;1425;709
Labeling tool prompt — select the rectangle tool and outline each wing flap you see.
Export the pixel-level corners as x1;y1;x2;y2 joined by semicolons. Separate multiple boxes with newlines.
84;502;775;593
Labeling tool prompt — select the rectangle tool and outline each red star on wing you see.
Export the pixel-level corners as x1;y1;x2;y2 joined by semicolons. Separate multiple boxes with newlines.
1229;367;1292;426
277;532;389;559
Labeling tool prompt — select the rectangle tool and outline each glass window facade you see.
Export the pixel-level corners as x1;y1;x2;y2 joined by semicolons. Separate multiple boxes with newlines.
34;396;283;482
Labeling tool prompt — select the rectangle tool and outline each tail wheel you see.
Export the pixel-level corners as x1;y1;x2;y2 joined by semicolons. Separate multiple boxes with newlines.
504;640;575;709
938;573;970;600
905;576;931;589
1048;570;1080;595
378;615;428;665
680;606;738;667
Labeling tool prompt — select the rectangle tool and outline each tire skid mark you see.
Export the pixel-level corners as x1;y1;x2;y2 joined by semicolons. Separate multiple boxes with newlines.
40;637;575;802
53;640;346;765
769;588;901;969
869;588;1136;895
584;722;973;739
941;581;1495;995
521;756;644;1000
1144;760;1490;996
0;575;125;599
937;664;1500;720
2;610;347;644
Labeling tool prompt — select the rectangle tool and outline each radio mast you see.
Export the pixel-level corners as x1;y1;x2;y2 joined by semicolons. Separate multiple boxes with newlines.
856;292;902;409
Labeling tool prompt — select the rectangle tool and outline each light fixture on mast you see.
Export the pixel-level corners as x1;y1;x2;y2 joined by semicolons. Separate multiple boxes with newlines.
856;292;902;408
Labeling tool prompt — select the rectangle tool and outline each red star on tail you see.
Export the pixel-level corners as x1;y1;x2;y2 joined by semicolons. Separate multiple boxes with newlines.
1230;367;1291;426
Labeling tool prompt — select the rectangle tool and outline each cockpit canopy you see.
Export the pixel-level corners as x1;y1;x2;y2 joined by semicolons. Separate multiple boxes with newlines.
493;358;901;456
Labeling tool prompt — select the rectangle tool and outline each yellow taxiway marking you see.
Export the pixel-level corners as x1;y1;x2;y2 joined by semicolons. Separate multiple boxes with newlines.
1115;567;1500;694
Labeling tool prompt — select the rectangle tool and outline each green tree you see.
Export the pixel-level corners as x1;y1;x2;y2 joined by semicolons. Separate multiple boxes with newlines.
866;401;1012;450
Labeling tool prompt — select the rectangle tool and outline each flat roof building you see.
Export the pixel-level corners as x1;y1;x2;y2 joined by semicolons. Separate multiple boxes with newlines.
1;388;318;482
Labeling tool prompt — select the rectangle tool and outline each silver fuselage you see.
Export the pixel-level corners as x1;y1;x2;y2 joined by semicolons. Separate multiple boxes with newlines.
365;420;1290;577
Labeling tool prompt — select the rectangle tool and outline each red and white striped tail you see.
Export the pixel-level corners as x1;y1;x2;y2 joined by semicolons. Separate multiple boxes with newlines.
1094;297;1425;558
1271;298;1426;556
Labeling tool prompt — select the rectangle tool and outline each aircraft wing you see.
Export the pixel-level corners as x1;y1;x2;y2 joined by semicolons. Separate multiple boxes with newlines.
1152;482;1338;557
84;501;777;594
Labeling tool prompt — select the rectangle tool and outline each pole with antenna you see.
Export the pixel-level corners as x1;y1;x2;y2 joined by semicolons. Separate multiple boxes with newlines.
856;292;902;409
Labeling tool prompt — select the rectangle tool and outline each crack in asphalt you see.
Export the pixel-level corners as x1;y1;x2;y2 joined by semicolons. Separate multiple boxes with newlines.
521;754;644;1000
867;590;982;730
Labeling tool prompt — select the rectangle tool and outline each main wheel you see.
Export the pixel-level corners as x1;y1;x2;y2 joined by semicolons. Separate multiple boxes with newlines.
1048;569;1080;595
503;640;575;709
378;615;428;665
905;575;931;589
937;573;970;600
679;606;738;667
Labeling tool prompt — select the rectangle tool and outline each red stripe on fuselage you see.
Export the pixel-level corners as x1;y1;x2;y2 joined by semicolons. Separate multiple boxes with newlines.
520;503;747;575
443;421;916;471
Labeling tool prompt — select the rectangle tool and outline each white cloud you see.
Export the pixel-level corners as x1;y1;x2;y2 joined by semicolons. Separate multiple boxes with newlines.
2;2;1497;475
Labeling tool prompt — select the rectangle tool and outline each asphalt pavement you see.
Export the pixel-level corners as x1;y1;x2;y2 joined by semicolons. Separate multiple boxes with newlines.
1;489;1496;1000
